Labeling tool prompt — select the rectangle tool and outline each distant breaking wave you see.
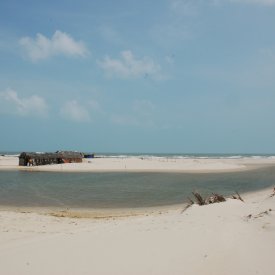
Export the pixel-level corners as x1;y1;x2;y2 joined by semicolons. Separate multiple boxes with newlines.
95;153;275;160
1;152;275;160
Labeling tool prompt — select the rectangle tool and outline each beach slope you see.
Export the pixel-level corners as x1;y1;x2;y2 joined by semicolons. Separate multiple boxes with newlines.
0;189;274;275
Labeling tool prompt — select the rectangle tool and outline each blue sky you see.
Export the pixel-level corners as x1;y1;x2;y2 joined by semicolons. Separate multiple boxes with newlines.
1;0;275;153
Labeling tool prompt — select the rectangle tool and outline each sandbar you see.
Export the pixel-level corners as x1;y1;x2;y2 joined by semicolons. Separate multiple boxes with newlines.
1;155;275;173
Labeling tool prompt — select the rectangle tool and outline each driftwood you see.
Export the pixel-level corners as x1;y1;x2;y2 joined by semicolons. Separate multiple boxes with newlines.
182;190;246;213
192;192;226;205
270;187;275;198
206;193;226;204
187;197;194;205
182;192;226;212
182;189;273;215
231;191;244;202
246;209;272;220
192;192;206;205
181;197;195;213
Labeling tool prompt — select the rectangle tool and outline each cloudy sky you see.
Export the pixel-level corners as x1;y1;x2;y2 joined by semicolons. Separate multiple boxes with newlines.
1;0;275;153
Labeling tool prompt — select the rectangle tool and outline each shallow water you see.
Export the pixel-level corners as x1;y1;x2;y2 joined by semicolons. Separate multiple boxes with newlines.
0;167;275;209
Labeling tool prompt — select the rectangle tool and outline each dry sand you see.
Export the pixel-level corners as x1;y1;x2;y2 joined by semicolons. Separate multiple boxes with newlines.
1;155;275;172
0;189;274;275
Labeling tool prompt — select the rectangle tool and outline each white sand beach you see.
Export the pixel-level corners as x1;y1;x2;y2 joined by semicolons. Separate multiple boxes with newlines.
0;188;274;275
1;155;275;172
1;155;275;274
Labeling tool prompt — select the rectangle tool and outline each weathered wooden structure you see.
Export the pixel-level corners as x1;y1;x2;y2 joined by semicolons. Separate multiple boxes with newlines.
19;151;84;166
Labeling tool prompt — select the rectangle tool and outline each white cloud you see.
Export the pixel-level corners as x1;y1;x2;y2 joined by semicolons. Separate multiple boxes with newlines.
19;30;89;61
98;50;161;79
0;88;48;117
60;100;91;122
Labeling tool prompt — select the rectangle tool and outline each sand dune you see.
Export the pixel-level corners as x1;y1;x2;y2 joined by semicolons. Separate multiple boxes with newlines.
0;189;274;275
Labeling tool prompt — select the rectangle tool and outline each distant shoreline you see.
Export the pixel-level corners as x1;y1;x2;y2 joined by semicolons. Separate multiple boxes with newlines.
1;155;275;173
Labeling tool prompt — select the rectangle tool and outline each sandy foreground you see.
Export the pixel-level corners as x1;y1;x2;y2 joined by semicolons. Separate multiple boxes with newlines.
1;155;275;172
0;189;274;275
1;156;275;274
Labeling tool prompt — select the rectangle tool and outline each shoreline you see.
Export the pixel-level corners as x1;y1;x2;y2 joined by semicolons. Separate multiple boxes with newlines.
0;203;181;219
1;155;275;173
0;186;274;219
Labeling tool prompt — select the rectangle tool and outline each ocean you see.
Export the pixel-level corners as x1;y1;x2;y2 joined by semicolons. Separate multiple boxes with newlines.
0;152;275;209
2;152;275;159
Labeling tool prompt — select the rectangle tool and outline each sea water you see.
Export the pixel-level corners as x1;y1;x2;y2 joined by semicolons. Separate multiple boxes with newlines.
0;164;275;209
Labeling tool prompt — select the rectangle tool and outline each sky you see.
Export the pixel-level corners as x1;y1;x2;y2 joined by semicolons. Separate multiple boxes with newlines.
0;0;275;153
